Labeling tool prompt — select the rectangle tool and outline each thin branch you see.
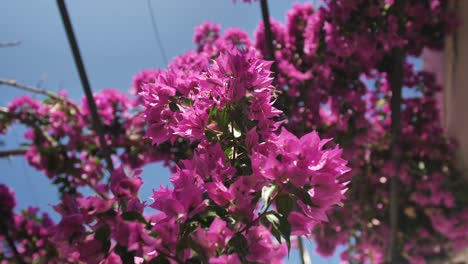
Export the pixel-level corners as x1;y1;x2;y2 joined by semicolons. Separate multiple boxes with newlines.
238;191;276;234
80;177;109;199
56;0;114;172
0;41;21;47
259;3;308;262
0;78;81;115
0;107;59;147
260;5;307;262
0;149;27;158
386;47;404;264
0;78;61;100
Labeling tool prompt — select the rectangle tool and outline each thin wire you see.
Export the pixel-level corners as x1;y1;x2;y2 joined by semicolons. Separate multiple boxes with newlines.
147;0;168;65
260;0;275;61
22;159;39;207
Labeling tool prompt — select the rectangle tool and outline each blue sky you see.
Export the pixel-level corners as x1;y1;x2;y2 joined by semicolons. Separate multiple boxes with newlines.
0;1;340;262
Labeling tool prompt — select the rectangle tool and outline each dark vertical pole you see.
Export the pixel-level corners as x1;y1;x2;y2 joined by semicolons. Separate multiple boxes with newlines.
260;2;307;261
298;235;311;264
56;0;114;172
260;0;275;62
386;48;404;263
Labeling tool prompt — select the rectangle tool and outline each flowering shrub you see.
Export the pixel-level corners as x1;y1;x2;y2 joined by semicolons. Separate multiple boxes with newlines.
1;0;467;263
249;1;466;263
1;45;350;263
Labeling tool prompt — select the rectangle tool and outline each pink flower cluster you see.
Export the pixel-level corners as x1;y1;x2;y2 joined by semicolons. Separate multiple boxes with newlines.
0;184;56;263
1;40;351;263
141;49;278;145
251;129;349;235
1;89;172;195
139;49;350;262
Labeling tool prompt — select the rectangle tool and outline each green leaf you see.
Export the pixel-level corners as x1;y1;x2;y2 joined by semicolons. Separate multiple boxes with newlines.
209;107;218;117
95;225;111;253
121;211;147;224
276;193;294;217
169;101;180;112
224;147;234;160
261;184;277;211
114;244;135;264
203;206;218;218
181;221;199;238
228;122;242;138
149;255;170;264
100;209;117;218
261;211;283;244
205;128;220;142
279;216;292;253
228;234;249;258
209;107;230;131
264;211;282;243
219;111;230;130
265;212;280;226
286;183;317;208
251;191;261;205
270;224;282;244
43;98;53;105
206;204;227;219
185;257;202;264
262;211;292;254
183;98;194;106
